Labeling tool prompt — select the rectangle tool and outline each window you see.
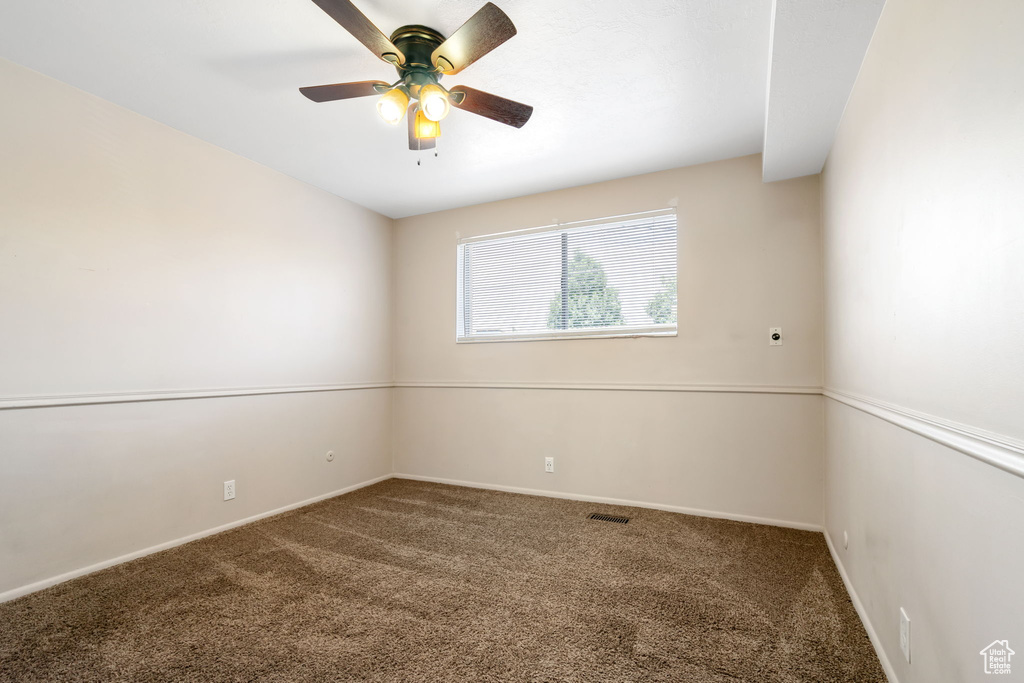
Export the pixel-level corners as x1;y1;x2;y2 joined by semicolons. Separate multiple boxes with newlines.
457;209;677;342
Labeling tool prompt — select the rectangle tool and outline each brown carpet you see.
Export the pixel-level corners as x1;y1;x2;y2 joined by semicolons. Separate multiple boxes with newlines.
0;479;884;682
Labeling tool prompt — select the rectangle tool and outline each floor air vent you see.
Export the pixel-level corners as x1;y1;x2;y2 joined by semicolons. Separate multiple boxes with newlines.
589;513;629;524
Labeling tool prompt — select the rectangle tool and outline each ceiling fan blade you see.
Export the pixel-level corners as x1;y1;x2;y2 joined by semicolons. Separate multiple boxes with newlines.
310;0;405;65
449;86;533;128
299;80;389;102
408;104;436;151
431;2;516;75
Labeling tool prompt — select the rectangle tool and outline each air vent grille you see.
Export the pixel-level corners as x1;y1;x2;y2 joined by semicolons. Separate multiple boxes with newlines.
589;513;629;524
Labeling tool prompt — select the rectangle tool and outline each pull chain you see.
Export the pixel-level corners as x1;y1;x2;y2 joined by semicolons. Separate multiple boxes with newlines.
414;138;437;166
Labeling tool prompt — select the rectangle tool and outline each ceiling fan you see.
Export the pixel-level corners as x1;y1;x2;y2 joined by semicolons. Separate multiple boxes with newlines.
299;0;533;150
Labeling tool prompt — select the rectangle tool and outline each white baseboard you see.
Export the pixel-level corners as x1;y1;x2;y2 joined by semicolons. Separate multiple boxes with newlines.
393;473;822;532
0;473;392;604
823;529;899;683
1;471;824;605
0;468;892;683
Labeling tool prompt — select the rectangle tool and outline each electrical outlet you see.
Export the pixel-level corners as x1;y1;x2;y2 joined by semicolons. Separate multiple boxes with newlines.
326;450;335;462
223;480;235;501
899;608;911;662
544;457;554;473
843;530;849;549
769;327;783;346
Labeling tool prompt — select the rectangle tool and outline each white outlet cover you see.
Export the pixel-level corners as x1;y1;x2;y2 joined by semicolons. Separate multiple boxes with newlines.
899;607;911;662
544;457;554;473
843;530;849;549
223;480;236;501
326;450;335;462
769;327;783;346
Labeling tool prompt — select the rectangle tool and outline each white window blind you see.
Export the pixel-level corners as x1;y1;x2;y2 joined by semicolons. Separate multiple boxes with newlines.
457;209;678;342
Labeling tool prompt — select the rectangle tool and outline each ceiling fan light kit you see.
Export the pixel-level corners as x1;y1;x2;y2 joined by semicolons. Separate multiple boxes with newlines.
376;85;410;125
300;0;533;151
417;82;450;122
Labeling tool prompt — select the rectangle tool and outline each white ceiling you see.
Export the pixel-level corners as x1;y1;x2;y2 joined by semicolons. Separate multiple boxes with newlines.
0;1;880;218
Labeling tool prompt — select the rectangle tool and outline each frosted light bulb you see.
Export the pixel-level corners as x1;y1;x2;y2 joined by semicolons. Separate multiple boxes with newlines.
418;83;450;122
376;88;409;125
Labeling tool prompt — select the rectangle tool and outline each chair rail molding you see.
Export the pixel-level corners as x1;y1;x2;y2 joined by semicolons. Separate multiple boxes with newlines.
824;387;1024;480
0;382;393;410
394;380;822;394
10;381;1021;481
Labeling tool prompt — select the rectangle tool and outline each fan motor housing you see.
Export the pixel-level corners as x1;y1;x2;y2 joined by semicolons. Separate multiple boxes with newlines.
390;25;446;94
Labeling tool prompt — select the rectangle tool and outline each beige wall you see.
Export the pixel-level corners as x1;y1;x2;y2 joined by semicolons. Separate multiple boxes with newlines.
0;59;394;598
395;155;822;387
821;0;1024;680
393;155;826;528
395;389;823;527
0;391;391;596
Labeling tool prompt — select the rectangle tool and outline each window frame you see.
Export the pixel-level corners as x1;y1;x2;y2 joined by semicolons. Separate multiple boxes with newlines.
455;208;678;344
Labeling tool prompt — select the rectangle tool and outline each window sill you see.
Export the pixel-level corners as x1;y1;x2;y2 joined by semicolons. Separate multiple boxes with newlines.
456;326;677;344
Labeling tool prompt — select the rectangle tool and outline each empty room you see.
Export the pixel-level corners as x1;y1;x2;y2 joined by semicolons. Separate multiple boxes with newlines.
1;0;1021;681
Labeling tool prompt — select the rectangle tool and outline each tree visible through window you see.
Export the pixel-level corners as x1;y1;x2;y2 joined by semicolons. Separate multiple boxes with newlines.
547;250;624;329
457;209;677;341
645;277;677;324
